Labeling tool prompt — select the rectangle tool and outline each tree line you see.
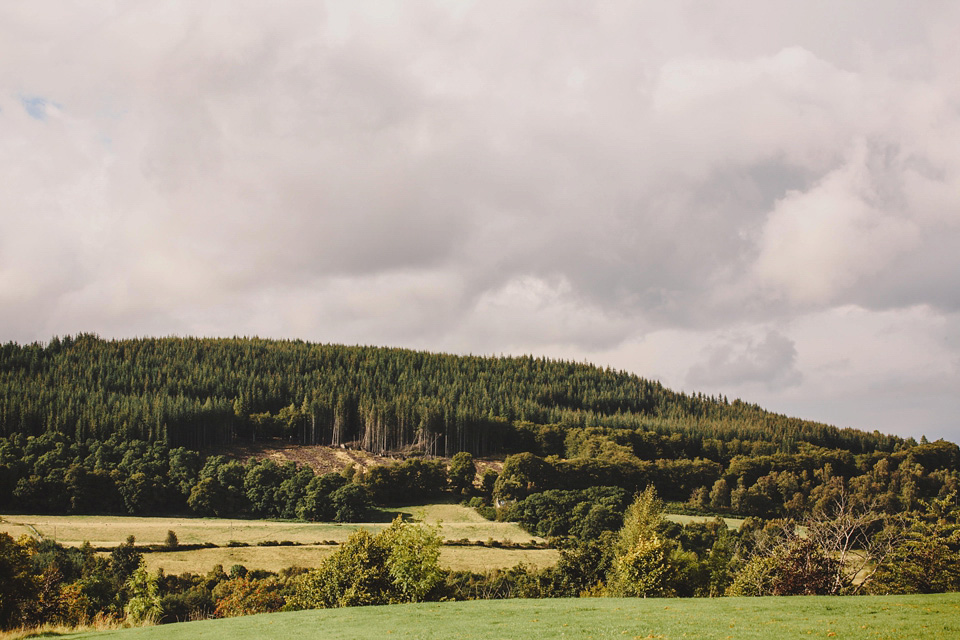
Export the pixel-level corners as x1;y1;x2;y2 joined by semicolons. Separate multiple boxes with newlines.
0;432;457;520
3;428;954;524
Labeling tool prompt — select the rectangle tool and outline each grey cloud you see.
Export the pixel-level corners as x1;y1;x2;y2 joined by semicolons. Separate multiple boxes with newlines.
2;2;960;441
687;330;803;391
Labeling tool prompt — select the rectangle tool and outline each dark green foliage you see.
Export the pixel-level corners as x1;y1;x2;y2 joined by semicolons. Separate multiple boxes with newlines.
110;536;142;587
158;585;214;623
540;533;617;596
328;483;372;522
357;458;447;504
494;452;555;502
503;486;628;538
480;469;498;497
0;335;908;457
449;451;476;494
869;493;960;594
243;459;286;516
296;473;348;521
2;335;956;526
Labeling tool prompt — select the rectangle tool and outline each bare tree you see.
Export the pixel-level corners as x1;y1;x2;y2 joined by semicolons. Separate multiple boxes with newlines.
803;493;905;594
729;491;905;596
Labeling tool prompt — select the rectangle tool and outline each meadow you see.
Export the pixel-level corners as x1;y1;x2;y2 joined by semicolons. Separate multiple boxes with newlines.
0;504;554;573
0;504;540;547
0;508;737;574
663;513;745;529
58;593;960;640
139;543;558;574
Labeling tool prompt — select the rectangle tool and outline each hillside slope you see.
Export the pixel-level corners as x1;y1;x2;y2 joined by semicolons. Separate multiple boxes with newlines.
0;335;903;456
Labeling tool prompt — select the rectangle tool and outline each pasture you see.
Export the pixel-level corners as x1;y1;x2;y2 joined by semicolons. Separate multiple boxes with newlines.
61;593;960;640
664;513;745;529
0;504;540;547
141;543;558;574
0;504;553;573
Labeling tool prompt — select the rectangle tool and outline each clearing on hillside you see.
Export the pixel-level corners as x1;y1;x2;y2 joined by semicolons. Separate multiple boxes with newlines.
204;441;506;477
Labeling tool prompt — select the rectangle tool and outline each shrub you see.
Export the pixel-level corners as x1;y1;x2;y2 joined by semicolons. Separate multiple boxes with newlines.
212;577;286;618
290;516;447;609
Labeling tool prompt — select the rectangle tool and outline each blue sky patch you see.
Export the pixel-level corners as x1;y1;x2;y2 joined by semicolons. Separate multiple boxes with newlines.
20;95;57;120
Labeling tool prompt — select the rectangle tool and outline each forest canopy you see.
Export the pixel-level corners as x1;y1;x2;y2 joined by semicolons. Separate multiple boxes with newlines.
0;334;906;456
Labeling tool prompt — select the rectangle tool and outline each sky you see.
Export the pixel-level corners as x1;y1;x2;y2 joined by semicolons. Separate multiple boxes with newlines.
1;1;959;443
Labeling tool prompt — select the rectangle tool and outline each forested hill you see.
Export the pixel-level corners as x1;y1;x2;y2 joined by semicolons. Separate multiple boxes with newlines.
0;335;903;456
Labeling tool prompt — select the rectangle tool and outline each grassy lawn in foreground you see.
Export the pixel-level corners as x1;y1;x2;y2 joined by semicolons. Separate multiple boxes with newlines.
62;593;960;640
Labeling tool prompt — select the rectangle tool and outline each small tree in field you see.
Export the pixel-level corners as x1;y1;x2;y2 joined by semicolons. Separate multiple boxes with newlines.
124;567;161;623
606;486;677;597
381;518;445;602
164;530;179;549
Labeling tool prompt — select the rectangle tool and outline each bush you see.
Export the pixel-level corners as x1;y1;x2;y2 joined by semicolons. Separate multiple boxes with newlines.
213;577;286;618
159;586;213;623
290;517;447;609
0;533;41;629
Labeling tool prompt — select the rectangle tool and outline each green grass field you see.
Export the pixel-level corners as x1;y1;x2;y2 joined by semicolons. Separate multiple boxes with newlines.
61;593;960;640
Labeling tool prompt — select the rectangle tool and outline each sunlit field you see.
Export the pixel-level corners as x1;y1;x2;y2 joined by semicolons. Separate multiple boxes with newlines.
0;503;540;548
664;513;745;529
140;543;558;574
0;504;553;574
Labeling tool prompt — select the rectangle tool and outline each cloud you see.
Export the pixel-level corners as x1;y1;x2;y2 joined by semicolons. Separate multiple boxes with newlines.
753;144;921;305
1;1;959;440
687;329;802;391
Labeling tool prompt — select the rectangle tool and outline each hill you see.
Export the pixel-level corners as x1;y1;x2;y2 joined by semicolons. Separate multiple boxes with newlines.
1;334;957;523
0;334;905;456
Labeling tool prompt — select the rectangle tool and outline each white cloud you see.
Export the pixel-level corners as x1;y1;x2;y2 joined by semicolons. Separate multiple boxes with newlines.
457;275;634;353
753;145;921;305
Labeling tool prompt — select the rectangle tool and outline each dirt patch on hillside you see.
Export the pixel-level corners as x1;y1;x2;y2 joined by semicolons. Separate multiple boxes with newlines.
204;441;505;479
204;441;396;474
